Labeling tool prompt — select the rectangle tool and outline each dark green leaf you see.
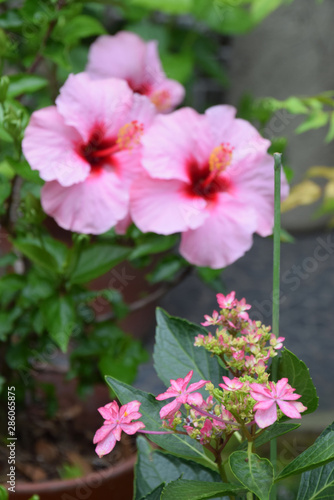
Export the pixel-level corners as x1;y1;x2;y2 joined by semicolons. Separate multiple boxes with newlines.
280;228;295;244
140;484;165;500
297;461;334;500
153;309;227;391
277;348;319;414
11;238;58;273
0;309;21;340
146;256;185;284
325;112;334;143
131;0;193;15
277;422;334;480
0;10;22;28
7;74;48;97
0;274;25;306
70;244;131;284
5;342;30;370
229;451;274;500
106;376;216;469
41;295;76;352
39;236;69;271
135;436;223;500
161;478;243;500
0;175;11;205
130;234;178;260
8;159;44;184
295;111;329;134
0;253;17;268
53;15;106;45
0;485;8;500
20;271;54;306
237;421;301;450
160;51;194;84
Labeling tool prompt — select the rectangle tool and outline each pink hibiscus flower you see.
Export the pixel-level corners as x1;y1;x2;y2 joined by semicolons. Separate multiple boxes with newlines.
250;378;307;428
130;106;289;269
22;72;155;234
93;400;145;457
156;370;208;419
86;31;185;113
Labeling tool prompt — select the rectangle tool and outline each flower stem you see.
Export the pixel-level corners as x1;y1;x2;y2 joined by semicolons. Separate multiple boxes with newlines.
270;153;282;500
246;441;254;500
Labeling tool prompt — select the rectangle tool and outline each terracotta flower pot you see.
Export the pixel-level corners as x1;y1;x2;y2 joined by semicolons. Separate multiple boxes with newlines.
1;380;137;500
11;455;136;500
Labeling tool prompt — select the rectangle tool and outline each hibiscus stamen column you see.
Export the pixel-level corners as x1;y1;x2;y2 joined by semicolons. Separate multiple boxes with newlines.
201;143;233;189
270;152;283;500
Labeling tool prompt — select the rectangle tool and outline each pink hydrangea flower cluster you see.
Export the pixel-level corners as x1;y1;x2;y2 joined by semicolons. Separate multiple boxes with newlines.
23;31;289;269
93;292;307;460
195;292;285;378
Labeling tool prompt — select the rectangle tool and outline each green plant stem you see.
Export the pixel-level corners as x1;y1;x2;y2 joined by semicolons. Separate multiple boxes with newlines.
246;441;254;499
217;459;228;483
270;153;282;500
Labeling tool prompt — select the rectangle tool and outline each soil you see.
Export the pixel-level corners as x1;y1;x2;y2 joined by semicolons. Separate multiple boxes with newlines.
0;381;136;486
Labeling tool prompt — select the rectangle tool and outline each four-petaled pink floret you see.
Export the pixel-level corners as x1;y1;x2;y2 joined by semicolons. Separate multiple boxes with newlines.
201;310;221;326
156;370;208;419
93;400;145;458
270;334;285;350
219;376;244;392
217;292;236;310
250;378;307;429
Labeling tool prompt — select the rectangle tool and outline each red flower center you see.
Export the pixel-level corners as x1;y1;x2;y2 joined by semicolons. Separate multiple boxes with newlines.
78;125;117;171
78;121;144;172
127;79;151;96
186;143;233;201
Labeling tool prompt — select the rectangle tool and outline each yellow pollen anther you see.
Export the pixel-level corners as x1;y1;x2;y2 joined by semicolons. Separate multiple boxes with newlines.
209;143;233;173
124;411;128;417
117;120;144;150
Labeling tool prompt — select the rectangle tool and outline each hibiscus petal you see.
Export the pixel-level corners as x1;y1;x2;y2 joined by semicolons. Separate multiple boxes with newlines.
180;195;257;269
205;105;237;144
22;106;90;187
131;174;208;234
150;79;185;113
254;403;277;429
41;169;129;234
56;73;133;143
141;108;211;182
229;153;289;237
87;32;147;88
